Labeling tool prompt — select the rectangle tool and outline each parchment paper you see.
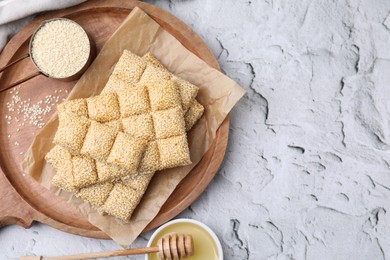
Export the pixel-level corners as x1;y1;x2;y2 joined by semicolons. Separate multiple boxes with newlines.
22;7;245;246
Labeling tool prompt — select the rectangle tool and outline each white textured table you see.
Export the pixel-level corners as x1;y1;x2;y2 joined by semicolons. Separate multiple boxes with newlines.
2;1;390;259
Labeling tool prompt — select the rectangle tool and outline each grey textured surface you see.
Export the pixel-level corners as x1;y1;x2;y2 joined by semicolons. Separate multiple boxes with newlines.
1;0;390;259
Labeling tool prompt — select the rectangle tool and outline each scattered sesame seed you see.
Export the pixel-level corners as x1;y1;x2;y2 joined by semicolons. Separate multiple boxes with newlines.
5;89;65;131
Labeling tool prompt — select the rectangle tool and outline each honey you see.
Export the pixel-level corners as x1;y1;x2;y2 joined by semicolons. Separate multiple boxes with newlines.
149;222;220;260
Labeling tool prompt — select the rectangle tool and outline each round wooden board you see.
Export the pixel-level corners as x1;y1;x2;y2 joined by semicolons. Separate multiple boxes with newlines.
0;0;229;238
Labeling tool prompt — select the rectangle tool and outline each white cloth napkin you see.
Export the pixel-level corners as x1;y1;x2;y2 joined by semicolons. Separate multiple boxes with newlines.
0;0;86;51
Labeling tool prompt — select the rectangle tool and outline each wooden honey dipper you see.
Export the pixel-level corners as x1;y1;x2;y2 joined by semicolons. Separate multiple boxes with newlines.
20;233;194;260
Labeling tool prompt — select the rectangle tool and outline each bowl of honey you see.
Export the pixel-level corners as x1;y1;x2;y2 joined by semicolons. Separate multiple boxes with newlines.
146;218;223;260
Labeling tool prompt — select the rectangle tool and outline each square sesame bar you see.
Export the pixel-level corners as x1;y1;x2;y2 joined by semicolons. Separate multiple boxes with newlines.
121;114;155;141
157;135;191;169
138;141;160;172
53;112;90;153
102;172;154;222
112;50;147;84
107;132;148;173
103;76;136;95
57;98;88;117
116;85;150;117
81;121;119;161
76;182;114;208
71;155;98;188
87;92;120;123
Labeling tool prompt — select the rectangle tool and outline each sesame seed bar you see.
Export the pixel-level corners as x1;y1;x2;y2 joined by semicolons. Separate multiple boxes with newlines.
147;80;181;111
46;145;135;189
95;160;127;183
138;63;171;87
76;182;114;208
102;183;142;222
45;145;76;192
107;132;148;172
100;51;204;129
138;141;160;172
102;172;154;222
184;99;205;131
121;114;154;141
158;135;191;169
81;121;119;161
111;50;147;84
142;53;165;69
87;92;120;123
142;52;199;112
55;109;147;175
58;78;191;172
47;50;206;221
105;75;136;94
72;155;98;188
116;85;150;117
47;144;155;220
152;106;186;139
103;50;199;112
57;98;88;117
53;112;90;153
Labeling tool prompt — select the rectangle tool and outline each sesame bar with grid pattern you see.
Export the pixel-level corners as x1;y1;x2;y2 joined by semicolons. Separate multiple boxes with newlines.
63;50;204;134
102;51;204;129
54;108;147;174
102;172;154;222
141;53;205;130
57;79;191;172
102;50;199;112
46;145;127;189
46;147;154;221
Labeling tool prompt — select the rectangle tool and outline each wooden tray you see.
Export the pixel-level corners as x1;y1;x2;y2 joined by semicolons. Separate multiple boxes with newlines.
0;0;229;238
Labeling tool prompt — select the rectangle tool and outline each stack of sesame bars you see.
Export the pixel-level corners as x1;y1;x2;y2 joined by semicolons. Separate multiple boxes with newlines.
45;50;204;222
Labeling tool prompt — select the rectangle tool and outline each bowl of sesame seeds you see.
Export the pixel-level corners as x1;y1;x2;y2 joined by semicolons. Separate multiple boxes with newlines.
29;18;95;80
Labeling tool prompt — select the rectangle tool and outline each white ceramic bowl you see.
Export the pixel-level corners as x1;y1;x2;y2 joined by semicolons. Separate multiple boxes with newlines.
146;218;223;260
